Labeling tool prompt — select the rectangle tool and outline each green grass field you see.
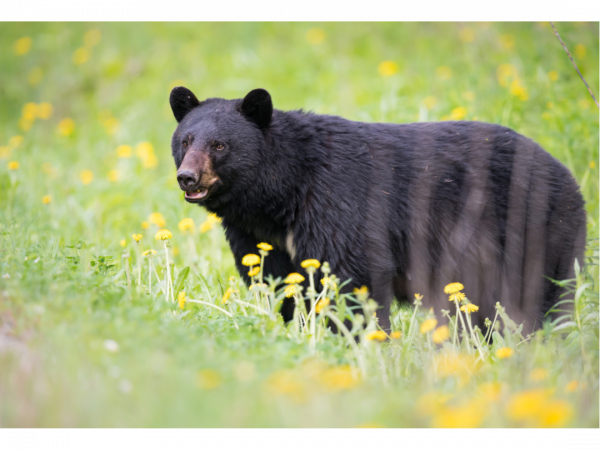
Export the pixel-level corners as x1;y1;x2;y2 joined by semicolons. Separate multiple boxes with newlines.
0;22;598;428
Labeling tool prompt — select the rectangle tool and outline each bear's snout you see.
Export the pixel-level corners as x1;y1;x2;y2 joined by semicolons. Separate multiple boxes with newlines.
177;169;198;190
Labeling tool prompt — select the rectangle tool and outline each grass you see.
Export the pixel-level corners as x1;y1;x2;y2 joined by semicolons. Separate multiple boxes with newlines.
0;22;598;428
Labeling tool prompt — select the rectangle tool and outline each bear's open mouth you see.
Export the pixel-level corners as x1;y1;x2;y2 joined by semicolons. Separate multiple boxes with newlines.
185;189;208;200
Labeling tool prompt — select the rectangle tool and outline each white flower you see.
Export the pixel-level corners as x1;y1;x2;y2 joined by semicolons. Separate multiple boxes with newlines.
103;339;119;353
117;379;133;394
2;274;10;279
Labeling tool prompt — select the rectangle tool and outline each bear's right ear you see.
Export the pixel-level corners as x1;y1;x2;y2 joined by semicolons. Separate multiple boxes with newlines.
170;86;201;123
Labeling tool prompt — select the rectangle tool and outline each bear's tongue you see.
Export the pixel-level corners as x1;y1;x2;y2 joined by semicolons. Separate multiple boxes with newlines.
185;189;208;199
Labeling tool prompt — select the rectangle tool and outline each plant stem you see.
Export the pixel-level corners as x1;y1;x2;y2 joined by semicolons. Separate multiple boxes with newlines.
324;311;367;378
135;242;141;285
148;258;152;295
186;299;239;330
308;270;316;354
233;299;272;317
163;241;173;302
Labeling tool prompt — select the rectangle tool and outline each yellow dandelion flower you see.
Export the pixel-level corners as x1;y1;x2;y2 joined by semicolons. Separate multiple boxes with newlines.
510;79;529;101
306;28;325;44
241;254;260;266
284;272;305;284
548;70;559;81
390;331;401;339
57;118;75;136
257;242;273;251
84;29;102;47
320;277;337;289
107;169;119;182
540;400;574;427
7;161;19;170
546;101;554;109
177;291;186;309
142;249;156;257
318;365;359;391
132;234;142;242
432;325;450;343
28;67;44;85
459;28;475;43
72;47;90;65
199;213;221;233
435;66;453;80
0;146;10;159
79;170;93;185
353;286;369;296
119;239;126;247
103;117;120;135
37;102;53;120
141;221;150;230
178;218;195;232
506;389;556;425
9;136;23;149
42;195;52;204
565;380;579;393
431;399;487;428
14;37;33;55
366;330;388;342
315;297;330;313
18;117;33;131
449;107;467;120
579;98;591;110
148;212;166;228
155;229;172;240
462;91;475;102
444;283;464;294
542;112;552;121
301;259;321;269
574;44;586;59
480;381;503;402
136;142;158;168
495;347;514;359
378;60;399;77
248;266;260;277
284;285;296;298
116;145;132;158
420;318;438;334
499;34;515;49
530;368;548;382
460;303;479;314
22;102;38;120
423;96;437;110
197;369;221;390
449;292;466;302
589;161;595;169
222;287;233;304
496;63;517;87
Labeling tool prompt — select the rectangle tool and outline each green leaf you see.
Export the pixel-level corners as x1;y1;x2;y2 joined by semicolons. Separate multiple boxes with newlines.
173;266;190;299
492;331;506;347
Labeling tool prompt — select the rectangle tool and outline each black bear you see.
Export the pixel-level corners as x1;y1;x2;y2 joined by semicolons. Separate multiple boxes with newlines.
169;87;586;332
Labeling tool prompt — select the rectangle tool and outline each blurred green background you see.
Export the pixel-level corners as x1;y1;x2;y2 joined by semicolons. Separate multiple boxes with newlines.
0;23;598;427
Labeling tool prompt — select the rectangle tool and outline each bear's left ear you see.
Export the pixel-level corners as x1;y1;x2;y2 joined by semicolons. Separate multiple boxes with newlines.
241;88;273;129
170;86;201;123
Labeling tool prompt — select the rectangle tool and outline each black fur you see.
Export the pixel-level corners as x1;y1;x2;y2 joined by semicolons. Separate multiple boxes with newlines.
169;88;586;332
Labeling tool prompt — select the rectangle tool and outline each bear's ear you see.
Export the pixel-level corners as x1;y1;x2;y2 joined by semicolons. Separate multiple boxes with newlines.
240;88;273;129
170;86;201;123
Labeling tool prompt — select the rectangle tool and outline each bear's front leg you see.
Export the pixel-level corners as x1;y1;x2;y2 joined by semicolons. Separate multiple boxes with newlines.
222;221;296;320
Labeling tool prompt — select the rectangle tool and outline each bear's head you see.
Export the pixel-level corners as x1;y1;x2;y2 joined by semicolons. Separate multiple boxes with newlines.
169;87;273;211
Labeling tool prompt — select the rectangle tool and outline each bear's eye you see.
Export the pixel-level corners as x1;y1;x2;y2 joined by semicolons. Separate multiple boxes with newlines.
215;143;225;151
182;141;188;149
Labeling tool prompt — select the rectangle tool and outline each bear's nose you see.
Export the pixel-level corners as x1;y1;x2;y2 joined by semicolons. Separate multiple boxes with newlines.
177;170;198;189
